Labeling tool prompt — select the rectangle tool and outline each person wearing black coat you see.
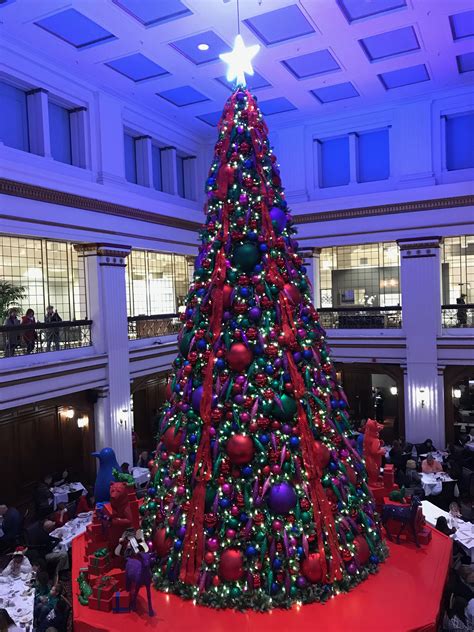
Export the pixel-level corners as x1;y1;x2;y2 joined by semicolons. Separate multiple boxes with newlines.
0;502;21;545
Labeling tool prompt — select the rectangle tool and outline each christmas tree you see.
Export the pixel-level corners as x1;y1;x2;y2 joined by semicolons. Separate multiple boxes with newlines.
141;87;387;610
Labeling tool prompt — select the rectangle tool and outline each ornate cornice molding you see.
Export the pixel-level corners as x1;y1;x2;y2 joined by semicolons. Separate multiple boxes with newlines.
292;195;474;224
0;178;200;232
397;237;443;251
74;243;132;258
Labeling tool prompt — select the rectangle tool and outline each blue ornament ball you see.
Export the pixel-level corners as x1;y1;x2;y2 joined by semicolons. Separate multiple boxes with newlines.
174;539;182;551
246;545;256;557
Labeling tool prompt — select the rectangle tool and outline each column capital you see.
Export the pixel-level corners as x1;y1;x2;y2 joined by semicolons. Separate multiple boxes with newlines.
397;236;443;255
74;243;131;257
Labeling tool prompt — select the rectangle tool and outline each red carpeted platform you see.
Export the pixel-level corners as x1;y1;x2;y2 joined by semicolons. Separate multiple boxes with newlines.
72;528;451;632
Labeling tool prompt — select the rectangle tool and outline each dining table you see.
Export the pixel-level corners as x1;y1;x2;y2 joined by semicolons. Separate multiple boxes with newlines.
0;572;34;630
420;472;458;497
50;511;93;551
51;481;87;509
421;500;474;562
131;466;150;488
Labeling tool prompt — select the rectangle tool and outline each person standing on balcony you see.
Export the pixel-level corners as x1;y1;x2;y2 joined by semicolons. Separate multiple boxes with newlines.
21;308;37;353
44;305;62;352
457;294;467;327
3;307;20;357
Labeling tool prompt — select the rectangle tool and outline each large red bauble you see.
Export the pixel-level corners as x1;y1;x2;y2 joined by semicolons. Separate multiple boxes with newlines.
354;535;370;565
313;440;331;469
162;427;185;453
226;434;254;464
219;549;244;581
301;553;323;583
283;283;301;306
153;528;172;557
222;284;233;308
227;343;253;372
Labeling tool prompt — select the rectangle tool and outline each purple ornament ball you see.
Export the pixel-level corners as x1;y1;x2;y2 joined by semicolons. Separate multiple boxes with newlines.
296;576;307;589
192;386;217;412
270;207;288;234
267;482;297;515
347;562;357;575
249;307;262;322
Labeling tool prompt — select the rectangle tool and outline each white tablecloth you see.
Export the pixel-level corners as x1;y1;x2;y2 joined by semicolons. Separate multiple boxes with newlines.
421;472;457;497
131;467;150;488
419;451;446;463
421;500;474;562
52;481;86;509
50;512;93;551
0;575;34;630
465;441;474;452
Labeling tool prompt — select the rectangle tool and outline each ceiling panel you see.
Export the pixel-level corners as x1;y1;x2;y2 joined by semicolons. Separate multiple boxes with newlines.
259;97;297;115
457;52;474;73
106;53;169;82
337;0;407;23
196;110;222;127
35;9;116;49
359;26;420;61
378;63;430;89
244;4;315;45
216;71;271;91
311;82;360;103
449;10;474;40
170;30;231;65
157;85;210;107
282;49;340;79
111;0;192;27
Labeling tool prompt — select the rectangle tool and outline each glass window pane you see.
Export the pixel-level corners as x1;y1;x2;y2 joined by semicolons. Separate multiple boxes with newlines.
49;102;72;164
319;136;350;188
357;129;389;182
0;81;29;152
446;113;474;171
124;133;137;183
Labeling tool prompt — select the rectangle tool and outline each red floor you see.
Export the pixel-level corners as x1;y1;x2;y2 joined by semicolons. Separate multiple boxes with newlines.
72;528;451;632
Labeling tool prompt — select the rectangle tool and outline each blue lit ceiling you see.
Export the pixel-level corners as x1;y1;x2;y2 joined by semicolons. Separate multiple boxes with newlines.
1;0;472;136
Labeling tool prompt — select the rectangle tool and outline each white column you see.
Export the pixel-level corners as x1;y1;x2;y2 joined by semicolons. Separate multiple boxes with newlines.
26;88;51;157
398;237;445;448
95;93;126;186
182;156;197;201
70;107;88;169
75;243;133;464
135;135;153;187
161;146;178;195
348;132;358;184
301;248;321;307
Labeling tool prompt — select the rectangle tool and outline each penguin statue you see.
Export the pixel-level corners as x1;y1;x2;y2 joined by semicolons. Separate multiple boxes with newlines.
92;447;120;502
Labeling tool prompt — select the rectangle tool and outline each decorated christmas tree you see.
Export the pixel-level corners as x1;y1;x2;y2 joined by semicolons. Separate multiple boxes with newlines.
140;84;387;610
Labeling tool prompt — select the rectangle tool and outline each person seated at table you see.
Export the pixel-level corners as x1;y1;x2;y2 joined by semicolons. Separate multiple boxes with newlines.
36;584;68;632
422;453;443;474
1;546;32;578
34;582;62;623
0;500;21;546
34;570;51;601
26;520;69;576
51;470;69;487
436;516;456;536
75;489;95;515
33;475;54;518
120;462;130;474
419;438;437;454
52;503;69;529
136;451;149;468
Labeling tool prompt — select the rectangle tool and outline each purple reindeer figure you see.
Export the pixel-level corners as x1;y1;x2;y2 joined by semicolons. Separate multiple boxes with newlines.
125;551;155;616
381;495;422;547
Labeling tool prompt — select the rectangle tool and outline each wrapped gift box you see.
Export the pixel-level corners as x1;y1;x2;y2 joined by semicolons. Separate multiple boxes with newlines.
88;595;113;612
91;576;118;602
88;552;111;575
112;590;131;613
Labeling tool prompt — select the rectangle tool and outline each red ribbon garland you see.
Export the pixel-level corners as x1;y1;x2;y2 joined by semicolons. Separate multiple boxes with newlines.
180;209;230;584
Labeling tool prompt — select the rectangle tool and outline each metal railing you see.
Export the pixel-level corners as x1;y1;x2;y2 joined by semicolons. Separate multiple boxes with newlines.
441;303;474;328
318;306;402;329
0;320;92;358
128;313;181;340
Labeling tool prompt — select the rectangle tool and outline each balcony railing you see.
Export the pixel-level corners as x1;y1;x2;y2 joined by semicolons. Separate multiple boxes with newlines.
441;303;474;328
0;319;92;358
318;306;402;329
128;314;181;340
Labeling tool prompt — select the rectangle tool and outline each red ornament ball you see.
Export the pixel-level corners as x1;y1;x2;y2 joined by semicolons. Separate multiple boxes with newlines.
219;549;244;582
227;343;253;372
283;283;301;306
301;553;323;583
226;434;254;465
354;535;370;565
222;284;233;308
313;440;331;470
162;427;185;453
153;528;172;557
204;552;215;565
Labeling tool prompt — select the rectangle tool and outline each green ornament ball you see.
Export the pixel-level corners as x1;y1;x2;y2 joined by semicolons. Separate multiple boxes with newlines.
229;517;239;529
272;394;297;422
139;505;147;515
301;511;311;524
256;530;266;542
346;531;355;542
230;586;241;598
227;269;237;284
233;243;261;273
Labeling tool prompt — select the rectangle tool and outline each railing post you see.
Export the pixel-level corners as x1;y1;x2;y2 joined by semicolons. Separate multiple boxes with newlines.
74;243;133;464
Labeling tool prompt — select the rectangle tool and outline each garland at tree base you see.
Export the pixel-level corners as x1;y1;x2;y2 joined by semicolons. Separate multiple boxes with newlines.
151;543;389;612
